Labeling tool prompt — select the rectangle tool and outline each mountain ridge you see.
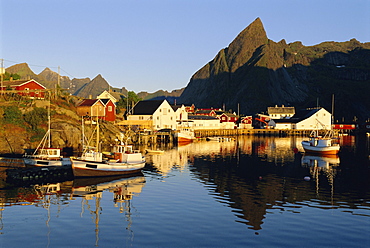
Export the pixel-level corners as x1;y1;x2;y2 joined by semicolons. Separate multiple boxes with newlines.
179;18;370;121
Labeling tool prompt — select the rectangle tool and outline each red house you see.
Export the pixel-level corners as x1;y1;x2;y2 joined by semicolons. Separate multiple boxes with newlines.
219;113;239;123
76;98;116;122
100;99;116;122
1;79;46;98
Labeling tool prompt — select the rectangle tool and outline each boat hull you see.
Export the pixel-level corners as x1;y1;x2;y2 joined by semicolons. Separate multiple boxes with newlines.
71;158;145;177
301;141;340;155
24;157;71;167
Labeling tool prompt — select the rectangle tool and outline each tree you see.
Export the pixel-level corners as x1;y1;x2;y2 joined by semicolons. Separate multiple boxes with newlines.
116;91;142;113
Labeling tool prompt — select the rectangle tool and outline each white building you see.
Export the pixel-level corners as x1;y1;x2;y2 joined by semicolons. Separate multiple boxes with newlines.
272;107;332;130
268;105;295;119
97;90;118;103
128;100;177;130
187;115;220;130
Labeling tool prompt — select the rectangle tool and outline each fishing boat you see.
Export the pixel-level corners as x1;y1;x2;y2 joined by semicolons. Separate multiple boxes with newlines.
175;128;195;144
301;130;340;155
71;119;145;177
23;102;71;167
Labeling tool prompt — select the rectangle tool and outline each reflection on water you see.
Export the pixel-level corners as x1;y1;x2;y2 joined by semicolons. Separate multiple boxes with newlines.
0;173;145;246
0;135;369;247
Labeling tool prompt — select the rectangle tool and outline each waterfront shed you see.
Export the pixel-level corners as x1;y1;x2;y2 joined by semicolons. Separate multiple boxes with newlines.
76;99;105;118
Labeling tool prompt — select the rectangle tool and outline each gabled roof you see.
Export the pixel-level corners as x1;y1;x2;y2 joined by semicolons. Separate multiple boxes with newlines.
171;104;183;111
1;79;46;89
220;112;238;117
77;99;101;107
267;106;295;115
188;115;219;120
132;100;165;115
100;98;116;106
273;108;323;123
97;90;117;102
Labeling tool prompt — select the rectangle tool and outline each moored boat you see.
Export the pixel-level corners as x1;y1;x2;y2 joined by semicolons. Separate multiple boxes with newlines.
301;130;340;155
23;103;71;167
71;119;145;177
71;144;145;177
24;147;71;167
175;128;195;144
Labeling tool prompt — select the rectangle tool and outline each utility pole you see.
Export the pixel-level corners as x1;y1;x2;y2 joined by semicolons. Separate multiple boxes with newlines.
57;66;60;86
0;59;4;95
331;94;335;124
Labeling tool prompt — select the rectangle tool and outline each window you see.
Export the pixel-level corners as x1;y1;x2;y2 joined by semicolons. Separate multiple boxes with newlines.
108;106;113;112
163;108;167;115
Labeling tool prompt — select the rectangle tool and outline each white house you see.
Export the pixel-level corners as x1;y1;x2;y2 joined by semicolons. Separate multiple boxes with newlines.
268;105;295;119
272;107;332;130
187;115;220;130
97;90;118;103
171;104;188;122
128;100;177;130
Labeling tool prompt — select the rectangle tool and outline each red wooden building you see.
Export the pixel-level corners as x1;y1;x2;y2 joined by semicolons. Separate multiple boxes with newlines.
100;99;116;122
0;79;46;98
76;98;116;122
219;113;239;123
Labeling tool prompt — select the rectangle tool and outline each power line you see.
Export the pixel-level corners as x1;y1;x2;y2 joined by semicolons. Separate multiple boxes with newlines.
2;58;75;78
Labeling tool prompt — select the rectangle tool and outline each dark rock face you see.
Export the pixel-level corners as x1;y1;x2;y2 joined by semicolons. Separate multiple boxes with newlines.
179;18;370;121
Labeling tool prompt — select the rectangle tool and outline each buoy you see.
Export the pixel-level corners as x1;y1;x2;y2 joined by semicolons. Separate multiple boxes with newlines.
304;176;311;181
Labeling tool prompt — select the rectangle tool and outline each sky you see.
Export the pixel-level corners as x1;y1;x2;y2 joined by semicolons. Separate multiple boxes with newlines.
1;0;369;93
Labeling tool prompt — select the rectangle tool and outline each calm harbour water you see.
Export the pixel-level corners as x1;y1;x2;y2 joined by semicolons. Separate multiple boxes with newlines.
1;135;370;247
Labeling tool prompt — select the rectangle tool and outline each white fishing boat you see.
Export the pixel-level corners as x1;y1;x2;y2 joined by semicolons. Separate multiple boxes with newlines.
71;120;145;177
23;102;71;167
175;128;195;144
301;130;340;155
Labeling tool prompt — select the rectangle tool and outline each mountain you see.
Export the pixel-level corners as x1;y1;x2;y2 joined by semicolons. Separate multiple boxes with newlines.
138;88;184;103
72;74;110;98
179;18;370;122
39;67;71;89
4;63;175;100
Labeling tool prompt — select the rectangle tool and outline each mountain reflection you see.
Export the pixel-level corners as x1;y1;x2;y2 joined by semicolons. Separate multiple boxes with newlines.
181;136;369;230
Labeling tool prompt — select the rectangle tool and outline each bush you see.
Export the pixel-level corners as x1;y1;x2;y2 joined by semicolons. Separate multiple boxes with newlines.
2;106;23;125
24;107;49;130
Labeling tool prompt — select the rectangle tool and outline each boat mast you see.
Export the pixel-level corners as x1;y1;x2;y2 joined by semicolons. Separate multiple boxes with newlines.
96;113;100;152
48;100;51;148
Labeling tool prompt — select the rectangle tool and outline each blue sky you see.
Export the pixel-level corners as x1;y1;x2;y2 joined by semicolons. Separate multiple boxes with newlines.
1;0;369;93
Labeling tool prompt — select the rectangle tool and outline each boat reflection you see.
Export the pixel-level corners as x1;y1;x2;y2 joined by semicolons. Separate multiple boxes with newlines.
0;173;145;246
70;174;146;246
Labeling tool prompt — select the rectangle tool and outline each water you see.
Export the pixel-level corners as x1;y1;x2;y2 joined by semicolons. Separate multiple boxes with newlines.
1;135;369;247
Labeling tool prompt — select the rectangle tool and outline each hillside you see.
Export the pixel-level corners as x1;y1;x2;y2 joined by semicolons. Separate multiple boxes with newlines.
179;18;370;122
0;96;122;155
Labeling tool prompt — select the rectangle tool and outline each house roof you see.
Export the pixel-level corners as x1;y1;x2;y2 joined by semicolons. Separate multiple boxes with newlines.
267;106;295;115
188;115;219;120
171;104;183;111
273;108;323;123
221;112;238;117
100;98;116;106
97;90;117;102
1;79;46;89
77;99;101;107
132;100;165;115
